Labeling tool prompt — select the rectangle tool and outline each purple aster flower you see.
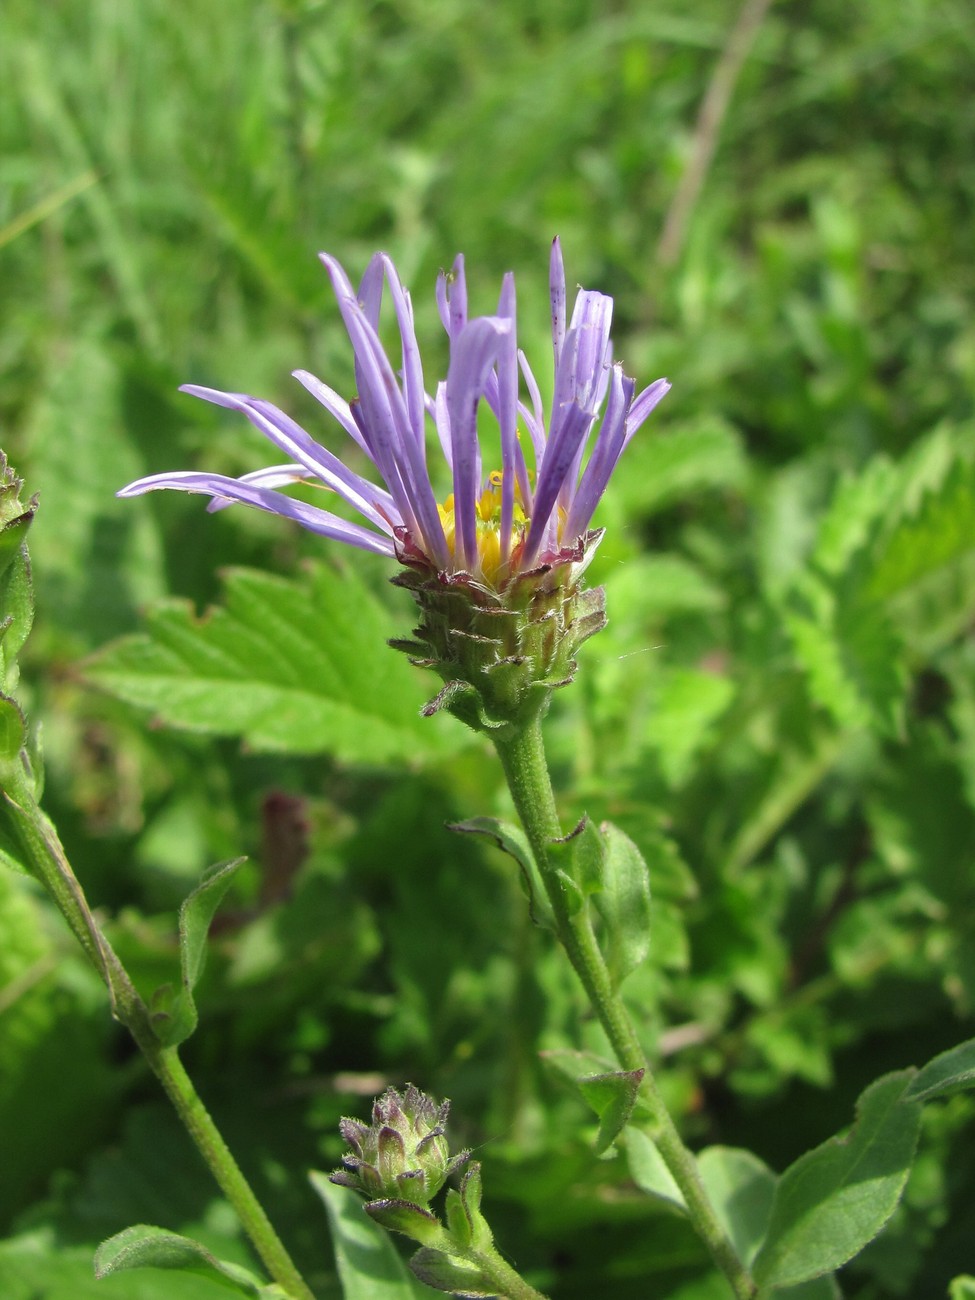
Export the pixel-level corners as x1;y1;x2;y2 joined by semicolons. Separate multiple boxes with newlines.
118;241;669;591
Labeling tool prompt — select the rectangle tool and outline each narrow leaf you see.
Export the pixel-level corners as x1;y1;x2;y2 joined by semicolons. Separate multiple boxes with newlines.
906;1037;975;1103
408;1247;496;1298
93;1224;280;1297
592;822;651;988
0;694;26;765
624;1128;686;1214
696;1147;776;1268
152;859;244;1047
548;816;603;915
448;817;554;929
310;1173;433;1300
752;1071;922;1288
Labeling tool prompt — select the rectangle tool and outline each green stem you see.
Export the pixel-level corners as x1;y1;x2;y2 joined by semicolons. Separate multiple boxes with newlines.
427;1226;546;1300
464;1243;547;1300
4;780;316;1300
492;720;757;1300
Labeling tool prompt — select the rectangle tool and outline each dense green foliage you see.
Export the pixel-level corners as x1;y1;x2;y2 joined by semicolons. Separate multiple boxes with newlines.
2;0;974;1295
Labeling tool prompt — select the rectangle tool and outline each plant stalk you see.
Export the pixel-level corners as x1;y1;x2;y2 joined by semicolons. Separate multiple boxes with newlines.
492;719;757;1300
4;778;317;1300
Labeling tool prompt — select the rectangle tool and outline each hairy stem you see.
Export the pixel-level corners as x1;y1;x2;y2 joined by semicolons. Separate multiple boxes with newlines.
492;719;757;1300
4;778;316;1300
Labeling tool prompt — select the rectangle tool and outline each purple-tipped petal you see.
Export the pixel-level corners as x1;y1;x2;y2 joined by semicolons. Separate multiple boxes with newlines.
117;471;396;555
496;272;518;562
523;400;593;566
563;365;635;539
180;386;396;533
292;369;369;455
624;377;671;447
550;237;566;373
205;463;315;512
445;316;509;569
379;254;426;452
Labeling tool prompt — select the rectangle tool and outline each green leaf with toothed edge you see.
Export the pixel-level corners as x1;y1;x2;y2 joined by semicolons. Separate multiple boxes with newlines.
83;562;462;764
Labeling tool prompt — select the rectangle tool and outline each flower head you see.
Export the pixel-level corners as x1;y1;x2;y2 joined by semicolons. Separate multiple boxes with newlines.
330;1083;468;1207
120;243;669;730
119;242;668;591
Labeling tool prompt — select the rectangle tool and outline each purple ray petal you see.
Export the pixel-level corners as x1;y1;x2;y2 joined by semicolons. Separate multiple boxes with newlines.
180;386;396;533
563;365;635;539
437;254;467;340
523;400;592;566
445;316;509;569
205;463;315;512
292;369;369;455
624;377;671;447
550;237;566;374
496;272;518;562
117;471;396;555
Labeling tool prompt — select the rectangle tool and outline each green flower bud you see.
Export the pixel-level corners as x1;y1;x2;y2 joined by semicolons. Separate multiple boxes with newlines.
330;1084;469;1208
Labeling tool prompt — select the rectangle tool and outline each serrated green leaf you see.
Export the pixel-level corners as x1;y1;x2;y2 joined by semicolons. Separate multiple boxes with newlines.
577;1069;645;1154
785;572;905;734
448;817;554;930
94;1225;281;1297
612;417;748;517
152;859;245;1047
592;822;651;989
310;1173;434;1300
84;563;461;763
752;1071;922;1289
906;1037;975;1103
645;667;736;787
858;432;975;607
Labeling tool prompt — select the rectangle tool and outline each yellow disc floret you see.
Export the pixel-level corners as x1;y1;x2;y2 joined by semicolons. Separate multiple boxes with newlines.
437;470;530;585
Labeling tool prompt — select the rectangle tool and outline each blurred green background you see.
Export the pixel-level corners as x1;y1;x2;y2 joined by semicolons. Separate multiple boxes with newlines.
2;0;975;1296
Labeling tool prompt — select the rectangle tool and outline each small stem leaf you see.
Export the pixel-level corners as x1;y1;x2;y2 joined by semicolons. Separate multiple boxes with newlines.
591;822;651;989
409;1248;497;1298
93;1224;282;1297
365;1199;444;1246
311;1173;434;1299
153;858;245;1047
180;858;245;991
697;1147;777;1268
906;1036;975;1103
624;1128;687;1214
577;1069;645;1154
0;693;27;766
949;1277;975;1300
448;817;554;929
752;1071;922;1289
548;816;603;900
